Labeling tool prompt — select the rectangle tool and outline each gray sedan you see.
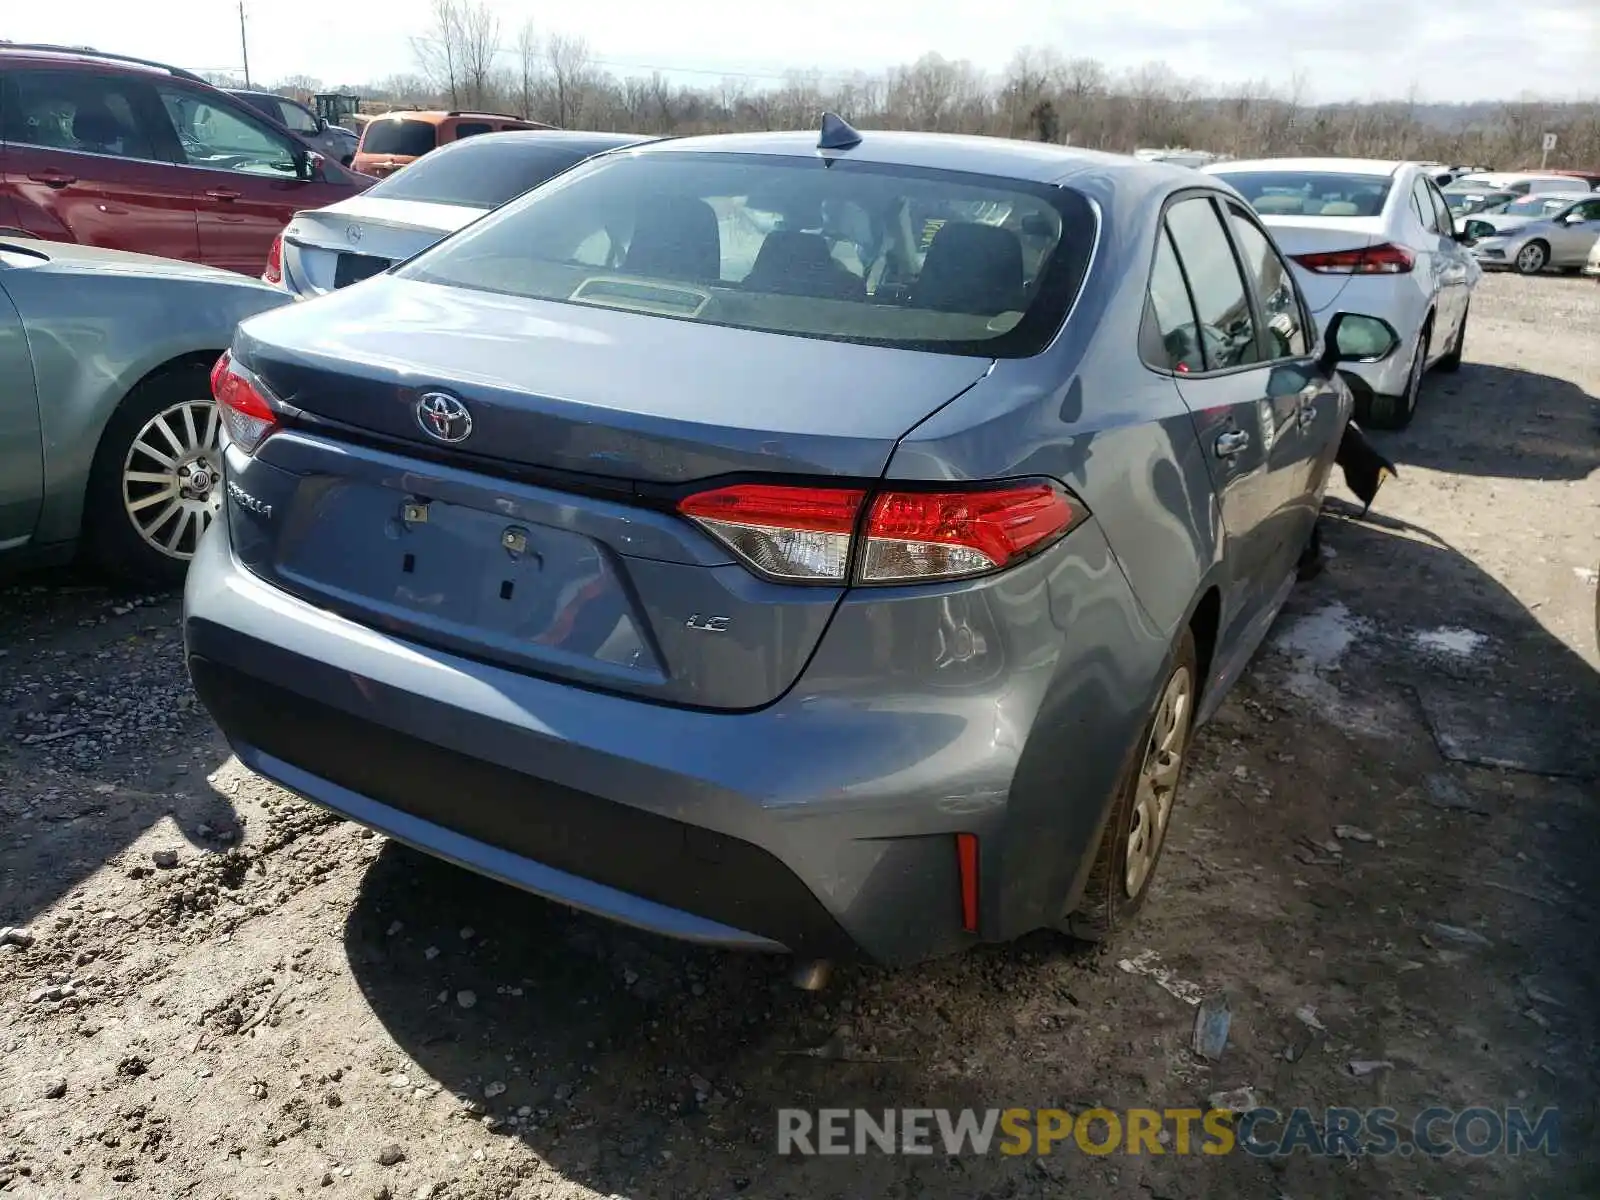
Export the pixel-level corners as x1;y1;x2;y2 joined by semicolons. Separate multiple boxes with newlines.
0;238;291;583
185;124;1398;966
1465;192;1600;274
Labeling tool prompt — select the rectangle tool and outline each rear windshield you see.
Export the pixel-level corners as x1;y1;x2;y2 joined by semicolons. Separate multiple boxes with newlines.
1502;195;1577;217
366;137;637;209
1214;171;1394;218
361;119;437;157
397;152;1097;357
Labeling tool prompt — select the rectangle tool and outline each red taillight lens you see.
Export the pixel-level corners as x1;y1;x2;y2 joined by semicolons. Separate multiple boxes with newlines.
1291;242;1415;275
677;480;1084;585
263;232;284;285
210;350;279;454
678;484;865;581
861;483;1079;582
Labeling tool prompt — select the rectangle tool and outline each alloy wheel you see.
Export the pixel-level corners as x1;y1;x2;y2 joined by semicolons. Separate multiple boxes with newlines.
121;398;222;561
1516;242;1547;274
1124;665;1194;897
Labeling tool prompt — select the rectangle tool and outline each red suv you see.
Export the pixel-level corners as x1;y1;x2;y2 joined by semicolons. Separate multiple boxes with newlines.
0;44;369;274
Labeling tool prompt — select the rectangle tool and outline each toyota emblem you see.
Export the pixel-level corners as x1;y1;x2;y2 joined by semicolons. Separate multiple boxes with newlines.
415;392;473;444
346;223;363;243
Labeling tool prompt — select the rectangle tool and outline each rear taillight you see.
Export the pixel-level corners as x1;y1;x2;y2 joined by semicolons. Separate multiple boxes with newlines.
210;350;279;454
263;232;284;285
1291;242;1415;274
678;480;1085;585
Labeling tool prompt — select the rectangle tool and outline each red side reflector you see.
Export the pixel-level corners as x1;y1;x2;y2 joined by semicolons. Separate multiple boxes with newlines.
956;832;979;933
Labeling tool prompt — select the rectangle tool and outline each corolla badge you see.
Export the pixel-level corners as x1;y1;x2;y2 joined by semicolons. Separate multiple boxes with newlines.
415;392;474;443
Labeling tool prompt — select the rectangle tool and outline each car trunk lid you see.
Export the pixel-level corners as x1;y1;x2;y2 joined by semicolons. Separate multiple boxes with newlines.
283;197;487;295
228;276;994;709
1257;216;1387;314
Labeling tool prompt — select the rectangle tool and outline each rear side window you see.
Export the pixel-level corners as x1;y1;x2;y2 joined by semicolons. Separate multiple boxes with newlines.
1411;180;1442;233
362;119;437;157
451;121;493;140
1163;197;1259;370
1141;229;1206;374
4;69;161;162
398;152;1098;358
365;138;630;209
1225;203;1308;360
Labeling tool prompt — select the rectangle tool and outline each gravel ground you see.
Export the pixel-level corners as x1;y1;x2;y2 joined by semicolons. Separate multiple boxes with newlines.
1;271;1597;1199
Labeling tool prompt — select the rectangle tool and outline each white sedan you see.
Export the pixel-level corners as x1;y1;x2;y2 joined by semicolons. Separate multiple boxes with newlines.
1204;157;1482;429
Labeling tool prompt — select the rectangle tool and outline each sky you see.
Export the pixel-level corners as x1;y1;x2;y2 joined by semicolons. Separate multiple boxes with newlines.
8;0;1598;104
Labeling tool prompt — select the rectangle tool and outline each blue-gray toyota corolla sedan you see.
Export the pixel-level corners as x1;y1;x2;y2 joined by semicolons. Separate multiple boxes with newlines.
184;122;1396;966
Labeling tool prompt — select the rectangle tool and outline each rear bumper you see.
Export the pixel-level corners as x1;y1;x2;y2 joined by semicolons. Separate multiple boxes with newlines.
184;515;1163;965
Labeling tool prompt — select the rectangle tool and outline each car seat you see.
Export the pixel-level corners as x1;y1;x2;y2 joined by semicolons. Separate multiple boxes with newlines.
915;223;1026;314
624;197;722;282
741;231;864;301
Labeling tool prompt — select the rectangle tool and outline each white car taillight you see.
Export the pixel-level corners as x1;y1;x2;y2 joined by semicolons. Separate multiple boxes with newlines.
677;480;1085;585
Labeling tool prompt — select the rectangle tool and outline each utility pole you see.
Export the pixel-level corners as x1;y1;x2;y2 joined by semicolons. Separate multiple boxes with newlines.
238;0;252;87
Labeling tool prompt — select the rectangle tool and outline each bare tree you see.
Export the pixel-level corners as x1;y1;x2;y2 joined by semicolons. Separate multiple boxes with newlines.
411;0;463;108
546;33;594;128
457;1;501;110
515;20;542;120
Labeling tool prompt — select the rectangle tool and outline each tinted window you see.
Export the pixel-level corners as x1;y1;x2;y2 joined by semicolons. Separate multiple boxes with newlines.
1142;228;1206;374
1502;195;1581;217
452;121;493;139
1214;171;1393;218
362;119;438;156
1226;204;1307;360
157;88;298;177
1411;180;1441;233
1163;197;1258;370
5;70;160;161
1576;199;1600;221
275;98;319;134
399;153;1097;358
366;137;637;209
1426;183;1454;236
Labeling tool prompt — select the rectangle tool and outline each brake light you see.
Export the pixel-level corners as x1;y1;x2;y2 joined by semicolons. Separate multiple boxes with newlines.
677;480;1084;585
1291;242;1415;274
679;484;865;582
210;350;279;454
263;232;284;285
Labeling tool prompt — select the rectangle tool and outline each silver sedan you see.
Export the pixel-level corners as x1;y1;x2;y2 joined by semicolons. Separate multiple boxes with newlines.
0;238;290;583
1465;192;1600;274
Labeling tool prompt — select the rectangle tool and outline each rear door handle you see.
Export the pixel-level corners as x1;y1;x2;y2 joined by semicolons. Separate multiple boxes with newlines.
1215;430;1250;458
27;171;76;188
205;188;242;201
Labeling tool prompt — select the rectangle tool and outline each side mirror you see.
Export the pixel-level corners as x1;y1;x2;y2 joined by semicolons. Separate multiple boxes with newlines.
1562;212;1587;225
1318;312;1401;372
1452;228;1474;243
315;116;329;133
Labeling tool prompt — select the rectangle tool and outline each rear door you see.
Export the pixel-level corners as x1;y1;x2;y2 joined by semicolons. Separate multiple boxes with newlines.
151;82;347;274
1221;200;1345;555
0;66;199;261
1146;193;1284;642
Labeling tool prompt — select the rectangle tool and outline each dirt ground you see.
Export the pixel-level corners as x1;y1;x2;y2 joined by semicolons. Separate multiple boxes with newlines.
1;271;1597;1200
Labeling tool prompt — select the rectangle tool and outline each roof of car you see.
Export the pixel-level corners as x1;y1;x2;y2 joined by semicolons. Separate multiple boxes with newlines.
440;129;655;149
629;129;1186;186
1516;191;1592;203
0;42;205;83
1203;157;1407;176
369;110;546;125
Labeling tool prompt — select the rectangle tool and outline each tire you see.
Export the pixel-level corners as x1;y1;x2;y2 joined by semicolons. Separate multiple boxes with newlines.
83;362;223;589
1436;302;1468;373
1514;240;1549;275
1355;323;1428;431
1066;629;1198;941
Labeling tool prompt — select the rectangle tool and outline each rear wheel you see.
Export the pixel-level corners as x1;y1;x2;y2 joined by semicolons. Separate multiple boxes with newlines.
1355;323;1428;431
83;363;222;588
1515;240;1549;275
1066;629;1197;941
